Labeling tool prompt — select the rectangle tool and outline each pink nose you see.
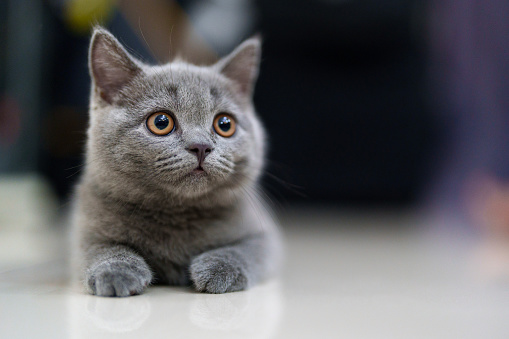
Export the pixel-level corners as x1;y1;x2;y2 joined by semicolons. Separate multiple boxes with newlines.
187;143;213;165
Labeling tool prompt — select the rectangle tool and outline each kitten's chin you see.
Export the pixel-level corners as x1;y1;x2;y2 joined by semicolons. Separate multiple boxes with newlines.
163;170;218;197
190;167;207;175
165;169;246;201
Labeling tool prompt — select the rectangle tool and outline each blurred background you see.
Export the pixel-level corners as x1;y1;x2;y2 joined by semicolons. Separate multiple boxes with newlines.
2;2;509;337
1;0;509;245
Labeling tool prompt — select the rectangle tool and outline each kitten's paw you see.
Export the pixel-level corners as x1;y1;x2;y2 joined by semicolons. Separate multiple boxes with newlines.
86;260;152;297
190;253;249;294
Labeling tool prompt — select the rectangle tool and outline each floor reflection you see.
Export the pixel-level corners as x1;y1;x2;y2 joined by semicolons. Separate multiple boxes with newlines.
85;294;151;333
67;280;282;339
189;280;283;335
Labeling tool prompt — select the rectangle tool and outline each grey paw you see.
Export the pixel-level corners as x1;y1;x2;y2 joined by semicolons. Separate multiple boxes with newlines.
86;260;152;297
190;252;249;294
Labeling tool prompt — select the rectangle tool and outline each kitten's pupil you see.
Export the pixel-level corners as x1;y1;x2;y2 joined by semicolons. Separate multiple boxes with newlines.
154;115;169;130
218;116;231;132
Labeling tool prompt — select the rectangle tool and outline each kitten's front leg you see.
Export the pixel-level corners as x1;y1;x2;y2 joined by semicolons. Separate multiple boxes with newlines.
190;234;277;294
84;244;152;297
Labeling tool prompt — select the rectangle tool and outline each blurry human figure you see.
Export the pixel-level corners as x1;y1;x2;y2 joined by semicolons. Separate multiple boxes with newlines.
427;0;509;222
427;0;509;279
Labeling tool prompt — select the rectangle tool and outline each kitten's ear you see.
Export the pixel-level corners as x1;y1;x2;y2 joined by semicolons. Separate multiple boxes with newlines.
216;36;261;97
89;27;142;104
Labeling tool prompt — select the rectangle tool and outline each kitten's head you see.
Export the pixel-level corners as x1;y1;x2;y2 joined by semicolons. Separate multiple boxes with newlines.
86;28;265;202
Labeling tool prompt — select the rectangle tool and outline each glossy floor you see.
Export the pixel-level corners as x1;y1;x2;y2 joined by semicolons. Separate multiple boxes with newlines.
1;209;508;338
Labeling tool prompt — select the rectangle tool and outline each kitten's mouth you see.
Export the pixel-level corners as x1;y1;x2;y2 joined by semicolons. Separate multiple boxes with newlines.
191;166;206;174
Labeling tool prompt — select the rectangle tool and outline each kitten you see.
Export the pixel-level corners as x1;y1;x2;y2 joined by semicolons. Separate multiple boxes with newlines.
70;27;282;296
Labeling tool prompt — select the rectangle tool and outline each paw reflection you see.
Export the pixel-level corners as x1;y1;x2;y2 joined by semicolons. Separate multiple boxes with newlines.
85;296;151;332
68;293;151;336
68;282;281;338
190;280;282;337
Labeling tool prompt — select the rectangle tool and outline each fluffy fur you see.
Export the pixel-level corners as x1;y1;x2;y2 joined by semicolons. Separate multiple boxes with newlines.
70;27;282;296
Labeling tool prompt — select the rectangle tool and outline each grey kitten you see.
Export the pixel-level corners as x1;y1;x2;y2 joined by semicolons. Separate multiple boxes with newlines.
70;27;282;296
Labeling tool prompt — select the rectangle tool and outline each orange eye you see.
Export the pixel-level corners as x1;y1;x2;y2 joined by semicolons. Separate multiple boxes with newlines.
147;112;175;136
213;114;236;137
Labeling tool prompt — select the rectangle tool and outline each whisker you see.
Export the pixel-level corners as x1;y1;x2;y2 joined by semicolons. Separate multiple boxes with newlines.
217;158;234;168
64;163;86;171
263;171;306;197
155;154;178;163
154;158;182;169
212;165;234;174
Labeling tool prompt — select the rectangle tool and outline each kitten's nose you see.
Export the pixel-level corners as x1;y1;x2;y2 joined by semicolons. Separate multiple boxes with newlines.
187;143;213;166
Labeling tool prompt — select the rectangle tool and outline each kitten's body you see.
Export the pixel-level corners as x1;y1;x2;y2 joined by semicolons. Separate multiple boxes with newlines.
71;28;281;296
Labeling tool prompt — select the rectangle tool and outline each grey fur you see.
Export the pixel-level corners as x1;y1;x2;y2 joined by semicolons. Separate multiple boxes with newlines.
70;27;282;297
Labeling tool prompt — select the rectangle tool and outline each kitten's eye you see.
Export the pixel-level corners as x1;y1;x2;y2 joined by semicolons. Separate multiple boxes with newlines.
213;114;236;138
147;112;175;136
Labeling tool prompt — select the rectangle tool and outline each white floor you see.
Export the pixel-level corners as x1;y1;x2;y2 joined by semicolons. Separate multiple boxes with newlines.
1;208;509;339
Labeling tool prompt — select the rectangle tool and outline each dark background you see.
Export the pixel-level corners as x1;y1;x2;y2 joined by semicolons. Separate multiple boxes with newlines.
1;0;437;207
255;0;433;205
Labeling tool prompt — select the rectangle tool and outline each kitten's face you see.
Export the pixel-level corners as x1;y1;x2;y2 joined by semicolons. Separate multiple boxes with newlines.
87;29;265;200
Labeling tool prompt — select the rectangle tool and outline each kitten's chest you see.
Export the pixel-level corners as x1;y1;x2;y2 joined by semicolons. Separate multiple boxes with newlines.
116;206;239;263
